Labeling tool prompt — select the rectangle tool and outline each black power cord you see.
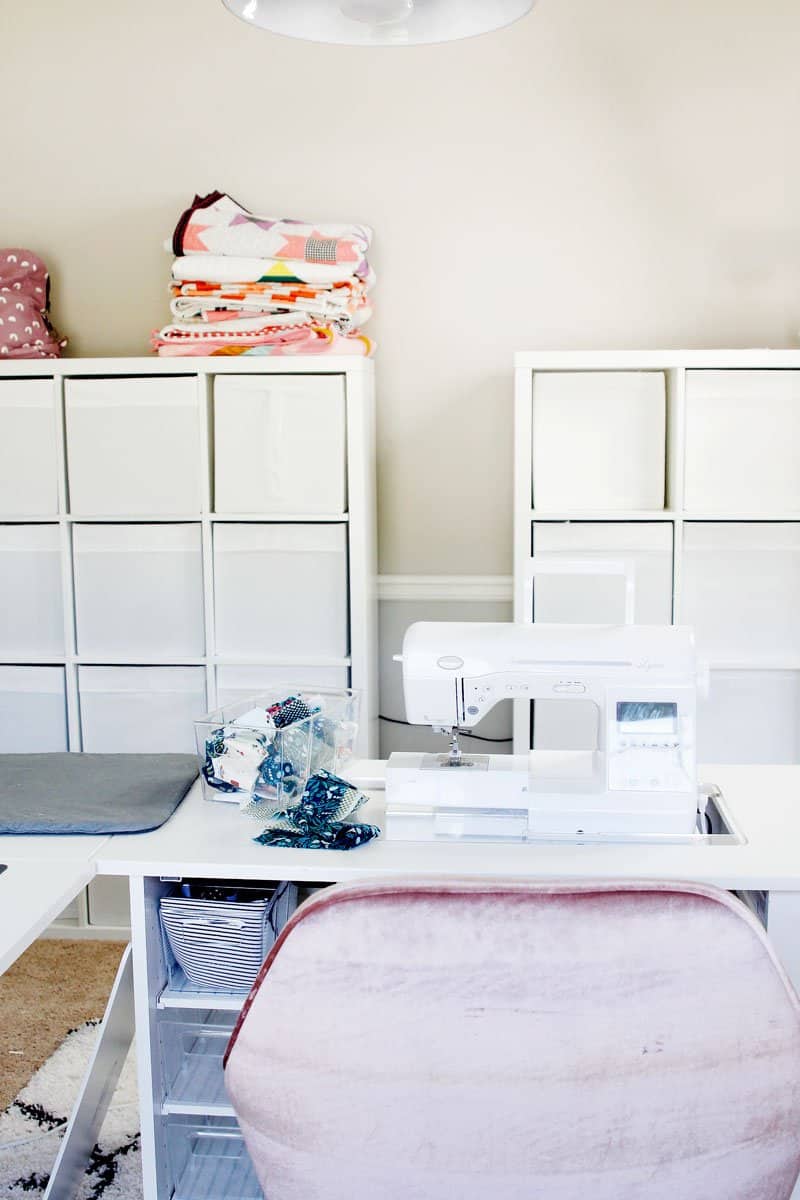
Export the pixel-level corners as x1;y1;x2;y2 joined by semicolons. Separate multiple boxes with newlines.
378;714;513;744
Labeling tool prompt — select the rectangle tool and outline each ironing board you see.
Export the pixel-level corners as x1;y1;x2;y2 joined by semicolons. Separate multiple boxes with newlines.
0;753;198;835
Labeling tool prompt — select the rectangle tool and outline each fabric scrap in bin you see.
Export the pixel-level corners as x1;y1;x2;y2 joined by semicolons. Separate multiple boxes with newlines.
203;726;273;795
267;695;314;728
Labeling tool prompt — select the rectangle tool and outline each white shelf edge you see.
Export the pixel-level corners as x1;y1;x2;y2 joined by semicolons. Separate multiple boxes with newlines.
530;510;800;522
0;514;64;522
8;509;796;524
214;656;351;667
0;656;353;667
161;1101;236;1119
531;510;676;521
72;657;208;666
681;514;800;522
0;355;374;377
0;656;70;665
158;989;246;1013
60;513;351;523
516;350;800;370
209;513;349;523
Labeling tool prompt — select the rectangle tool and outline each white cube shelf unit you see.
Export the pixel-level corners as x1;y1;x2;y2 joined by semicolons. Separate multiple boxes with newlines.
0;358;377;933
514;350;800;765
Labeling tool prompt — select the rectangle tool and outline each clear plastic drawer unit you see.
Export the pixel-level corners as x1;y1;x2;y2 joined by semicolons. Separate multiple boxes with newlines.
166;1117;261;1200
159;1012;237;1116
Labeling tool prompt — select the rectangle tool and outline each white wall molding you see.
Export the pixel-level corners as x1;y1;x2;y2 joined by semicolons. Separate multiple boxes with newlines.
377;575;513;603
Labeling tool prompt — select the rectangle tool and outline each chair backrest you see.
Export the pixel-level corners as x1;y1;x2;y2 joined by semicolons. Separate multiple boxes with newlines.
224;878;800;1200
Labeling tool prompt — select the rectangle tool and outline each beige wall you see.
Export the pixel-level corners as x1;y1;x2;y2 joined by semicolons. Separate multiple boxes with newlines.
3;0;798;574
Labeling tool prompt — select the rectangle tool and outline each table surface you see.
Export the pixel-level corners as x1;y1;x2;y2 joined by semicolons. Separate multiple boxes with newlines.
0;833;110;863
93;762;800;891
0;859;97;974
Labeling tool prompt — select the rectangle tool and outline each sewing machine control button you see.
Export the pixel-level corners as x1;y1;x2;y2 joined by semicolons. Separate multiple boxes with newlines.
467;705;480;716
552;683;586;694
437;656;464;670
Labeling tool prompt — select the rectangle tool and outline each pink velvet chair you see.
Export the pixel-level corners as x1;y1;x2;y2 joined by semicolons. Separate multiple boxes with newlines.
224;878;800;1200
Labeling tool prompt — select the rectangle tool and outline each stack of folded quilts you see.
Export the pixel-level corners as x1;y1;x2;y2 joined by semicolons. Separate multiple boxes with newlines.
151;192;375;357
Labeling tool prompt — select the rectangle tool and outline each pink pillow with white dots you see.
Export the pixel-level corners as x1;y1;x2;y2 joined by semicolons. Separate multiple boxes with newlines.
0;249;66;358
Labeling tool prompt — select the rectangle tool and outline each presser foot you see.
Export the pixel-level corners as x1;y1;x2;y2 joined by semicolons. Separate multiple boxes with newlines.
430;727;481;768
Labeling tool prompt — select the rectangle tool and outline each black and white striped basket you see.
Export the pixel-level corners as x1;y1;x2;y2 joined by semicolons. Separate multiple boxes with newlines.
160;881;297;992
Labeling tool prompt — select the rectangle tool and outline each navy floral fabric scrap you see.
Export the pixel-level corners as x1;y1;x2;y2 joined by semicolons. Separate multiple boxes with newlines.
267;695;313;728
255;770;379;851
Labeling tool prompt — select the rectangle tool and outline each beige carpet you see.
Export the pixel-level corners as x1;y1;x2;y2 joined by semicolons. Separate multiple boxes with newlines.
0;939;125;1110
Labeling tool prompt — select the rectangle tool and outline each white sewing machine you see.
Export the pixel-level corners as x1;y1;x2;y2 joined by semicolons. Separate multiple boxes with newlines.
386;562;707;841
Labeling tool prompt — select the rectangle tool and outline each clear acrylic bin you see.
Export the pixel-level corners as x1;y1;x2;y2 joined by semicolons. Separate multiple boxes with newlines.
159;1011;236;1114
166;1117;261;1200
160;880;298;994
195;686;360;808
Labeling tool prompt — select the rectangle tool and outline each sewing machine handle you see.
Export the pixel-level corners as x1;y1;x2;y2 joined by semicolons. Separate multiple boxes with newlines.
523;558;636;625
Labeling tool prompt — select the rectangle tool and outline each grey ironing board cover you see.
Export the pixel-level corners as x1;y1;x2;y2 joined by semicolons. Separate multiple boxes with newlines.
0;754;198;835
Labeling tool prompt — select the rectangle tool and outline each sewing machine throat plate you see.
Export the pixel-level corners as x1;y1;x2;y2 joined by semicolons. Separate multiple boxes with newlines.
422;754;490;771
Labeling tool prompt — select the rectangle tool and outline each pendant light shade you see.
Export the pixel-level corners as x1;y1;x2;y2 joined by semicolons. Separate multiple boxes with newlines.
221;0;536;46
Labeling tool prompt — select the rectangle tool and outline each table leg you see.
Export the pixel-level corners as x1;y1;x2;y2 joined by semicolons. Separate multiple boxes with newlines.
42;943;134;1200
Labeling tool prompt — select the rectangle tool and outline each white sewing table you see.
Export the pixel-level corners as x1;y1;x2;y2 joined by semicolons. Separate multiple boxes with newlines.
3;760;800;1200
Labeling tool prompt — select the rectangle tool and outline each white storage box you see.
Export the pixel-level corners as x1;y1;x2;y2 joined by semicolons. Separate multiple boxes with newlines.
65;377;202;515
78;666;206;753
160;880;297;993
159;1012;236;1113
216;663;349;707
531;372;666;510
214;374;346;514
531;522;673;623
73;523;205;657
685;370;800;512
0;524;64;656
681;523;800;663
166;1118;260;1200
0;666;67;752
699;670;800;765
87;877;131;929
213;523;348;657
0;380;59;515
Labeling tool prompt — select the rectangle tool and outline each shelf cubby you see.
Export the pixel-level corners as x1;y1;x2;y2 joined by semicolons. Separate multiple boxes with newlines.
0;358;377;934
515;352;800;764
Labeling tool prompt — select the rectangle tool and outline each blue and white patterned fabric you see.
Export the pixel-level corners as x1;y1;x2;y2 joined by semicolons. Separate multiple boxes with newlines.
254;770;380;850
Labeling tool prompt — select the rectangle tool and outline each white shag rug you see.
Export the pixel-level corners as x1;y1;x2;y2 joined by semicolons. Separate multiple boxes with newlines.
0;1022;142;1200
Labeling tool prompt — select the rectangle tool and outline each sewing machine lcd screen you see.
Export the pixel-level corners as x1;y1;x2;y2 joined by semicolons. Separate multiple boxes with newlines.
616;701;678;735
